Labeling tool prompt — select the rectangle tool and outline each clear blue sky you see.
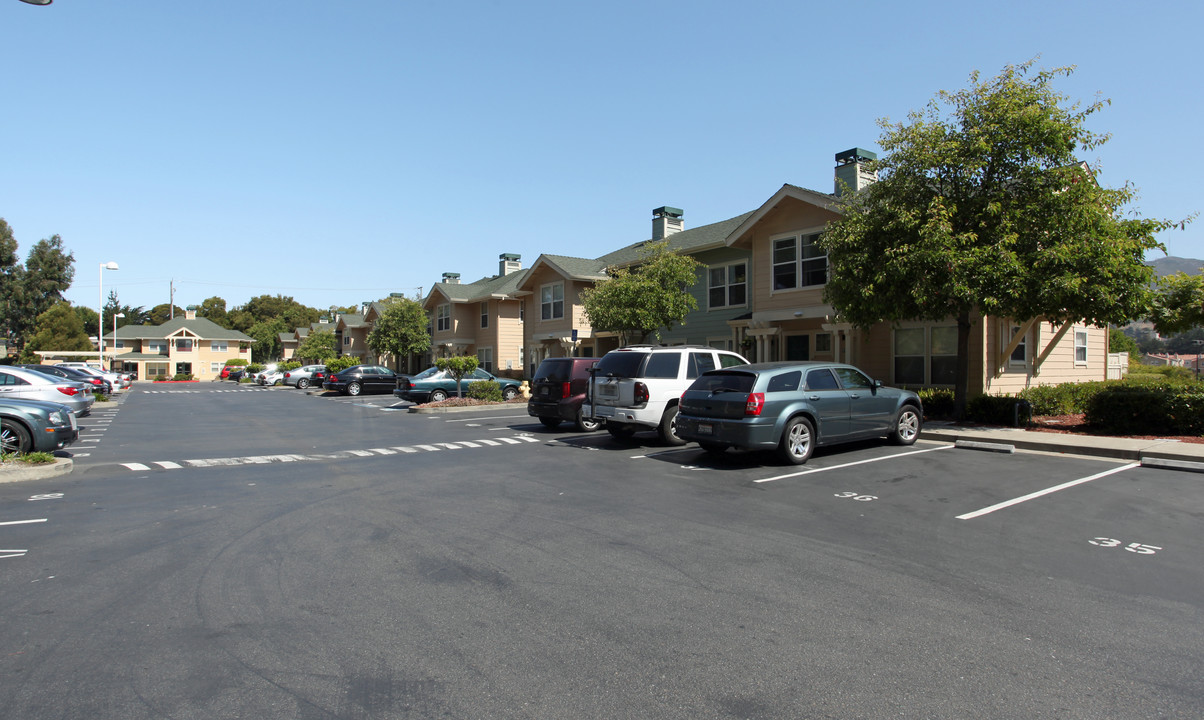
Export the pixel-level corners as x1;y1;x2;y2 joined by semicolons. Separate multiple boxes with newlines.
3;0;1200;316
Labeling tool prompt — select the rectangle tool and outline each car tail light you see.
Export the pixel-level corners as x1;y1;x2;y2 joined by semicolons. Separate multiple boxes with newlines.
634;382;649;405
284;373;291;379
744;392;765;416
561;382;571;399
56;386;80;397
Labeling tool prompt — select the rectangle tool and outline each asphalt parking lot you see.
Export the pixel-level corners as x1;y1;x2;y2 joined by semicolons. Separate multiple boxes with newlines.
2;383;1201;719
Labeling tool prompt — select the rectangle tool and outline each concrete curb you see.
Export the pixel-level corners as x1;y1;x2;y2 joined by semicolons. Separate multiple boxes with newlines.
408;402;528;414
0;457;73;483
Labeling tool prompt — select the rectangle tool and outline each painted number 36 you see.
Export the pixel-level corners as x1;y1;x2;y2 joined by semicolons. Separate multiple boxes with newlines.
1089;538;1162;555
834;492;877;502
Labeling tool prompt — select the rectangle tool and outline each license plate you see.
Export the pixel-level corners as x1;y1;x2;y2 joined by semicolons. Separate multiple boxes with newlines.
697;423;712;435
595;406;615;418
539;387;549;396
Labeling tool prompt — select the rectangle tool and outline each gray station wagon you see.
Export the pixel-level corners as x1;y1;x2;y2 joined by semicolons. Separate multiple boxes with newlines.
675;361;923;464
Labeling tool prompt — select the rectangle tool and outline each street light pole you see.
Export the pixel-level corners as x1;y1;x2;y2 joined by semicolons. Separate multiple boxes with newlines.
98;261;119;367
112;312;125;371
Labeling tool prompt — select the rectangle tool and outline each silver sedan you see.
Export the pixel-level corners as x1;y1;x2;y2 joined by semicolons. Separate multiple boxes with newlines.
0;366;96;417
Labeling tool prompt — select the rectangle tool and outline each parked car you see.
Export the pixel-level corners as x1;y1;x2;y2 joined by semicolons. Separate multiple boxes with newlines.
258;370;284;386
227;368;249;382
220;365;241;380
0;366;95;417
527;357;602;431
281;365;326;389
17;364;112;394
60;362;126;392
0;397;78;454
675;361;923;465
584;345;750;444
394;367;522;403
250;363;278;385
323;364;399;396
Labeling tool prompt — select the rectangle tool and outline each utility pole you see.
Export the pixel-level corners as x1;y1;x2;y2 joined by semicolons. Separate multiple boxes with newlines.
170;279;175;319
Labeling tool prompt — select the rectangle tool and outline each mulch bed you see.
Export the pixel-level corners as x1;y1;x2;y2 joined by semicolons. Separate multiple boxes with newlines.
1027;414;1204;444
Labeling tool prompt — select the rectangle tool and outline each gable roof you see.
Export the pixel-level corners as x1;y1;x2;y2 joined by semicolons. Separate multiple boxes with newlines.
425;268;531;308
596;211;756;268
725;184;841;247
107;317;254;342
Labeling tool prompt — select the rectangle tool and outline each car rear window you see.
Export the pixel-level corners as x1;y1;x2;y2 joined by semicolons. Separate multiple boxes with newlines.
533;359;573;383
596;351;648;378
687;371;756;394
766;370;802;393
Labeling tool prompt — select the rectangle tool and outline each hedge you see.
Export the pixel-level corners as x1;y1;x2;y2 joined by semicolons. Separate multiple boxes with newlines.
467;380;502;402
1085;385;1204;435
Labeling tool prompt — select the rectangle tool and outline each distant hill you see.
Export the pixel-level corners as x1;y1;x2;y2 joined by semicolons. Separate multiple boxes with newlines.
1146;256;1204;278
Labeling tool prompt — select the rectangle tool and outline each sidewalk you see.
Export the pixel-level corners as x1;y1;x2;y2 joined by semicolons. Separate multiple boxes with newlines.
920;422;1204;470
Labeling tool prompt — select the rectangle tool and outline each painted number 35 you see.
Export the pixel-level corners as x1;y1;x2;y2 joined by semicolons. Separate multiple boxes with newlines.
1089;538;1162;555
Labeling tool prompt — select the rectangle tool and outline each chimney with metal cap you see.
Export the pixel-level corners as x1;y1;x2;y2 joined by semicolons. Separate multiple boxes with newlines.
834;148;878;196
499;253;522;276
441;272;460;284
652;206;684;240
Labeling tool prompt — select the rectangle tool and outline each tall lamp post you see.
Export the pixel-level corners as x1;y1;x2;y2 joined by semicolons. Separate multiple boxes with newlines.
98;261;119;367
112;312;125;372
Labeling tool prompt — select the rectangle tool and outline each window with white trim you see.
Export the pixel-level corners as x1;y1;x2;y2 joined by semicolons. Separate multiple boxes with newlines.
480;301;489;329
1074;329;1088;364
772;232;826;290
211;340;228;352
894;325;957;385
176;338;193;352
1007;325;1027;366
436;304;451;332
541;283;564;320
210;362;222;374
476;347;493;373
708;262;747;308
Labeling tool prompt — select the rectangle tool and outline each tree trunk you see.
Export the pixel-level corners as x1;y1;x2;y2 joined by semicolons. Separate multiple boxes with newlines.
954;308;973;421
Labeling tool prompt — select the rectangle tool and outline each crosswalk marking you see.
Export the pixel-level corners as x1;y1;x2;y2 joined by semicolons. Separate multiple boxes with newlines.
114;436;538;472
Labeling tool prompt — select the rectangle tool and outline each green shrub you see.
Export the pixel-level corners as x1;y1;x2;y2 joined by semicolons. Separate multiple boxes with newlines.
1018;381;1108;415
246;363;264;374
224;358;249;367
967;394;1033;426
1086;385;1204;435
1;450;56;464
325;355;359;373
279;361;302;372
93;391;110;402
153;375;170;382
466;380;502;402
172;373;194;381
917;388;955;419
1130;365;1196;383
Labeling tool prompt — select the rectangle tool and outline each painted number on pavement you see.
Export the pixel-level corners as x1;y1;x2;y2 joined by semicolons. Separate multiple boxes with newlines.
1089;538;1162;555
834;491;877;502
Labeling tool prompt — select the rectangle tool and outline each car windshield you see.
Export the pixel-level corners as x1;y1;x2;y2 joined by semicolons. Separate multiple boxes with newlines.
596;351;647;378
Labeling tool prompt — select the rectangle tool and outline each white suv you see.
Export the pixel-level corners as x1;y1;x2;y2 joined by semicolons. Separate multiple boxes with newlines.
584;345;749;444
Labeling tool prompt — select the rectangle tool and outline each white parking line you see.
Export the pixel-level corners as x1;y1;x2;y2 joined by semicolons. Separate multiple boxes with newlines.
443;414;530;423
956;462;1140;520
0;518;47;527
755;445;956;483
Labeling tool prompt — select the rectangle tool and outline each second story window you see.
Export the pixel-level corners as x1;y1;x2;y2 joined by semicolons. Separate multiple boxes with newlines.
480;301;489;329
772;231;826;290
147;340;167;354
211;340;228;352
541;283;564;320
176;339;194;352
708;262;747;308
436;304;451;332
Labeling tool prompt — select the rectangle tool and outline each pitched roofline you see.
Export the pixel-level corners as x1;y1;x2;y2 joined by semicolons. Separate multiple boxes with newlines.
725;184;842;247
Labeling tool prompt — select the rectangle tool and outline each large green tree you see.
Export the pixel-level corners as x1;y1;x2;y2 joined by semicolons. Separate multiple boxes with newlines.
197;296;231;328
246;318;288;362
295;329;338;363
819;60;1183;418
21;301;94;362
148;303;185;325
2;231;76;354
366;297;431;371
1149;271;1204;335
581;241;701;345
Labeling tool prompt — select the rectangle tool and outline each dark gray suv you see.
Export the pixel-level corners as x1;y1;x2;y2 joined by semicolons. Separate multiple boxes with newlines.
676;361;922;464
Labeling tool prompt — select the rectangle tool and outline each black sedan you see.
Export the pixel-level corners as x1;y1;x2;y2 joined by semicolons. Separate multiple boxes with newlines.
1;397;79;454
322;364;398;396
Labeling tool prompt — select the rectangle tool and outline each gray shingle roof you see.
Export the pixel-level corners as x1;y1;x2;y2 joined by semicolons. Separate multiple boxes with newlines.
106;317;254;342
596;211;756;268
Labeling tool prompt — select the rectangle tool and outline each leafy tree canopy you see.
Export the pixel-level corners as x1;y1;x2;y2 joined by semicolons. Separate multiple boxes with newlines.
246;318;288;362
22;301;93;362
367;297;431;369
435;355;479;397
296;329;338;363
1108;328;1141;362
147;304;185;325
819;59;1186;417
1;227;76;353
197;296;230;328
580;241;701;345
1149;271;1204;336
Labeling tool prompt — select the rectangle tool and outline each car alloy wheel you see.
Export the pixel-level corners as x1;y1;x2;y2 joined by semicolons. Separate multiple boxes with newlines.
1;419;32;455
347;382;361;396
890;406;921;445
778;416;815;465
